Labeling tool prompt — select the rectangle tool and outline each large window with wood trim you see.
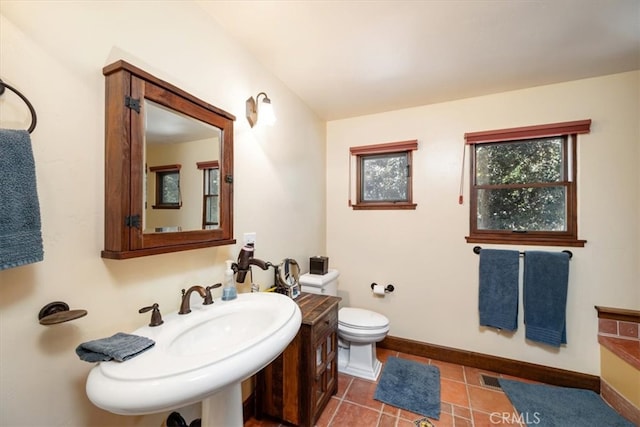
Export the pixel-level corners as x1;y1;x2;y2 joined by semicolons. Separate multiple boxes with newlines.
465;120;590;247
349;140;418;210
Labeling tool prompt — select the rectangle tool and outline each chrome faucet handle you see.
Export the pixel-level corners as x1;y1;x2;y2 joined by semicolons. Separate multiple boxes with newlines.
139;303;163;327
203;283;222;305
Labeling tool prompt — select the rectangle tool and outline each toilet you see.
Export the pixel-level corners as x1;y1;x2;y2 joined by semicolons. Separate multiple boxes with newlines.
299;270;390;381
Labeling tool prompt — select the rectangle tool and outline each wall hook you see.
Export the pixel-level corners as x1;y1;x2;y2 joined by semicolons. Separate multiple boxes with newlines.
38;301;87;325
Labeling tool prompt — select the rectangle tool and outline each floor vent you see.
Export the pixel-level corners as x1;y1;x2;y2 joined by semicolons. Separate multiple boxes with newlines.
480;374;502;389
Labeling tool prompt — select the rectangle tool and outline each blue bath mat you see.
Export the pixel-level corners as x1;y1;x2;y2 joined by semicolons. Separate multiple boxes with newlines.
499;378;634;426
374;356;440;420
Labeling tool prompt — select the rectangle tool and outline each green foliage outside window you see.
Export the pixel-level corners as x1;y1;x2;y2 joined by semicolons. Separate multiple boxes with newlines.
361;153;408;202
474;137;567;232
159;172;180;205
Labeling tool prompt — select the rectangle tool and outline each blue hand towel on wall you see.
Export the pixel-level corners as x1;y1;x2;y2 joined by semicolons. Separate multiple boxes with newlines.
478;249;520;331
523;251;570;347
0;129;44;271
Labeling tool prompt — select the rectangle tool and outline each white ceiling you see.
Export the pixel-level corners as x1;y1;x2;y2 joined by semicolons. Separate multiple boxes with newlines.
197;0;640;121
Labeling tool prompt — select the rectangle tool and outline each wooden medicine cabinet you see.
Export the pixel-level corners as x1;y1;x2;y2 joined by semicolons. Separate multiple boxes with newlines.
102;60;235;259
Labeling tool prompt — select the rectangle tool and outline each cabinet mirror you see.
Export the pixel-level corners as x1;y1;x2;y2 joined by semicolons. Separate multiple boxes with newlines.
102;60;235;259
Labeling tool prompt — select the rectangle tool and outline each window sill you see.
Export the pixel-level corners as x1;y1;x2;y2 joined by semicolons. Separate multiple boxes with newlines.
152;204;181;210
465;235;586;247
351;203;417;210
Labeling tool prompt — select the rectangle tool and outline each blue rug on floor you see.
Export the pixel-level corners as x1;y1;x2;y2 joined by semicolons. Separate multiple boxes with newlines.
499;378;634;426
374;356;440;420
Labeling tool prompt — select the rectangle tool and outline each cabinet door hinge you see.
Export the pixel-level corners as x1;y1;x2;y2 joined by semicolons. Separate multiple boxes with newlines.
225;175;233;184
125;96;141;113
125;215;141;229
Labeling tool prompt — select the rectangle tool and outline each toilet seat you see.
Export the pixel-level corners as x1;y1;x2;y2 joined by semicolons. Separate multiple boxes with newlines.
339;307;389;330
338;323;389;343
338;307;389;343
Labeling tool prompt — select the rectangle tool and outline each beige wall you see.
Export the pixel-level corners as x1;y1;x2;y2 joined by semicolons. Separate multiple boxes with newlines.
0;2;325;426
327;71;640;376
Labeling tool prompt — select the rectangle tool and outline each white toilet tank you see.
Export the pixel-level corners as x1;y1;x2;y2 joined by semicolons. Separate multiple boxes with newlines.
299;269;339;296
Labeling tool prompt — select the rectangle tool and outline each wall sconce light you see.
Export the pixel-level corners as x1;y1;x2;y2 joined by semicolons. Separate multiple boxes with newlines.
246;92;276;128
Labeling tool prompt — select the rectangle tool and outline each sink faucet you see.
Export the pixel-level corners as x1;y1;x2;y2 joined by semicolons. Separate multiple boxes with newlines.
233;243;274;283
179;284;220;314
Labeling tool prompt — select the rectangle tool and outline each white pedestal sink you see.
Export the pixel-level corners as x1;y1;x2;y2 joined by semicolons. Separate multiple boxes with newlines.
85;292;301;426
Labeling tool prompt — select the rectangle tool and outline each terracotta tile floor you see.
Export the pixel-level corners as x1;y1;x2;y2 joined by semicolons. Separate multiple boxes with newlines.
245;348;534;427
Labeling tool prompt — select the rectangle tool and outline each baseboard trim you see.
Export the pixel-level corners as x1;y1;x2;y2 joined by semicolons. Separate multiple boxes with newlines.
379;335;600;393
601;379;640;425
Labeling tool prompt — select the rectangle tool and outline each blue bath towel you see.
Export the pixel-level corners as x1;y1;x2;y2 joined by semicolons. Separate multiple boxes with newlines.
523;251;570;347
0;129;43;270
75;332;155;362
478;249;520;331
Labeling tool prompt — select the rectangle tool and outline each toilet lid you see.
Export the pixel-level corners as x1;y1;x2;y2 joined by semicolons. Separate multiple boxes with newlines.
339;307;389;330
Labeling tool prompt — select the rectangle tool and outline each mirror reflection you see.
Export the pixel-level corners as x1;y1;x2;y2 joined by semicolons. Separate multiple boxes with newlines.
143;100;221;234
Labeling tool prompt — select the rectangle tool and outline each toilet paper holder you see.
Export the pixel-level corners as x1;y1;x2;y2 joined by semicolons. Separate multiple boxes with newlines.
370;283;394;293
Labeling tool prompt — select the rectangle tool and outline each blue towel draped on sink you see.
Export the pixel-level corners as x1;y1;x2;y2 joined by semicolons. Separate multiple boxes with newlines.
523;251;570;347
478;249;520;331
75;332;155;362
0;129;44;271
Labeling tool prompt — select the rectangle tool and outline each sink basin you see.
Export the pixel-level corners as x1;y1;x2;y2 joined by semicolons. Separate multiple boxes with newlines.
85;292;301;419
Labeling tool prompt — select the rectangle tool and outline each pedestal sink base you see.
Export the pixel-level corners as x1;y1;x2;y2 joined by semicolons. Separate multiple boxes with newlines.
202;383;243;427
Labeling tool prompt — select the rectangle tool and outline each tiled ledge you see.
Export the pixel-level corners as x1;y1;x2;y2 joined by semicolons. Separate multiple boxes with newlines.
598;335;640;370
595;306;640;324
595;306;640;370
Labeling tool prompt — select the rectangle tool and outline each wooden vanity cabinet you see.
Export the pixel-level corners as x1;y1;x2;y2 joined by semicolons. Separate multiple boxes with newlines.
257;293;341;426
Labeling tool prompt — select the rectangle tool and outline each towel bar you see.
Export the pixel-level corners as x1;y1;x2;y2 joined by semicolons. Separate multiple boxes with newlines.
0;78;37;134
473;246;572;259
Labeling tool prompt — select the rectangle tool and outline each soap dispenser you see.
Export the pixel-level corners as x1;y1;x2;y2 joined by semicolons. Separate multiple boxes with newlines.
222;260;237;301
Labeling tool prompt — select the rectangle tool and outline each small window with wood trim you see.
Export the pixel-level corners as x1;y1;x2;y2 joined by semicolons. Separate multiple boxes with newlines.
464;120;590;247
150;164;181;209
197;161;220;229
349;140;418;210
